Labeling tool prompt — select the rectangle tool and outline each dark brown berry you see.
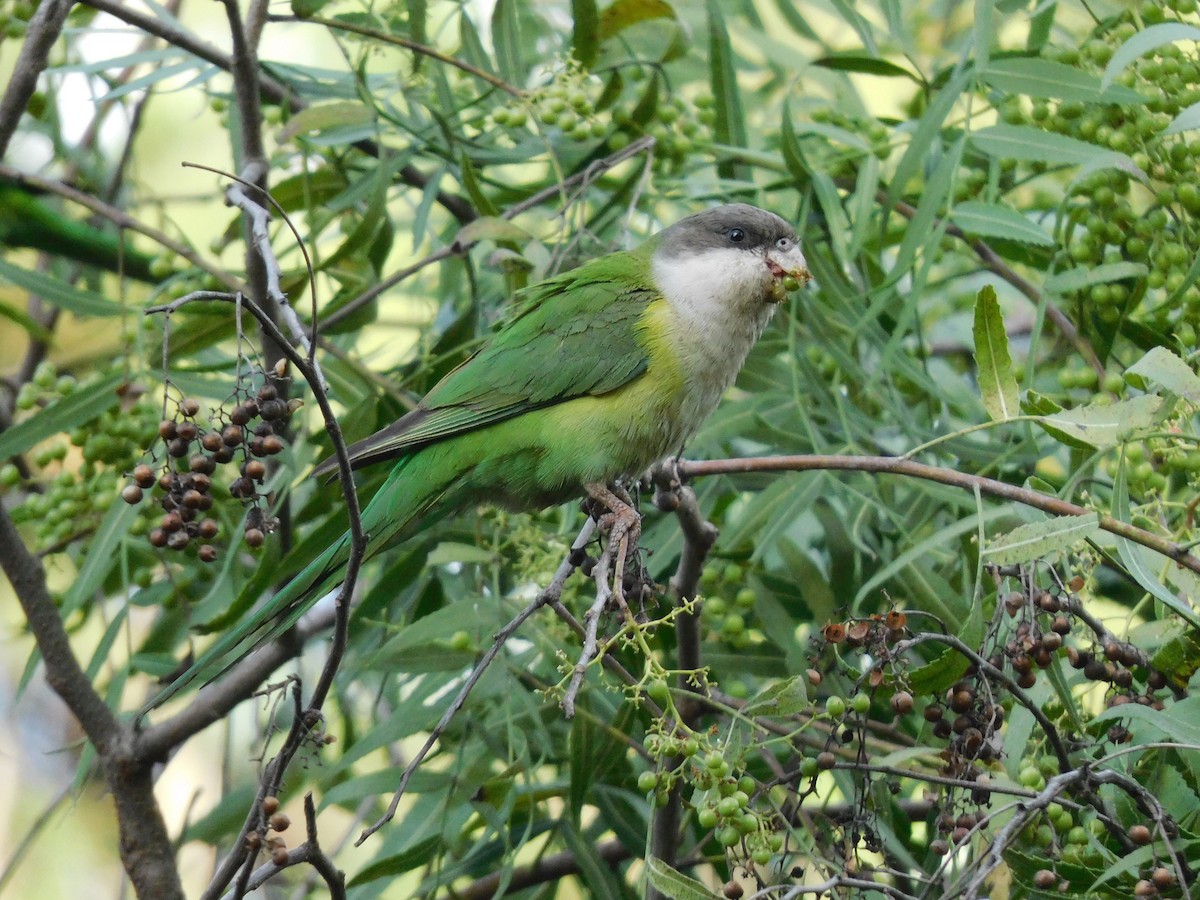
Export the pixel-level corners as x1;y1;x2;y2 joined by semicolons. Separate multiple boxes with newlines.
1016;670;1037;689
158;472;174;491
722;881;744;900
823;623;846;644
269;812;290;832
191;473;211;492
262;435;284;455
1134;879;1158;897
248;438;266;457
201;432;222;452
258;385;278;402
1152;867;1176;889
180;398;201;417
806;668;822;686
932;719;952;739
1103;640;1121;661
198;544;217;562
168;437;190;458
1067;575;1085;592
1051;616;1071;635
949;687;973;713
199;518;219;538
244;460;266;480
254;422;273;437
161;512;183;533
885;610;907;630
158;420;177;440
122;484;143;504
230;405;251;426
816;751;836;770
923;704;944;722
1147;670;1166;690
222;425;243;447
245;528;265;548
177;421;198;441
930;839;949;855
133;464;155;488
230;477;253;499
189;454;216;475
271;847;289;866
167;531;190;550
262;796;280;815
183;489;204;508
1037;592;1060;613
243;400;259;418
149;528;168;548
244;831;261;850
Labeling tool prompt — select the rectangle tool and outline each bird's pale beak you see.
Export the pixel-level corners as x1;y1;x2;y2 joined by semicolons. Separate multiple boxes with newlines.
765;245;812;302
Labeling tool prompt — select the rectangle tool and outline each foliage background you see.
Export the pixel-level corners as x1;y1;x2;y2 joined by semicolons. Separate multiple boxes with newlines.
3;0;1200;897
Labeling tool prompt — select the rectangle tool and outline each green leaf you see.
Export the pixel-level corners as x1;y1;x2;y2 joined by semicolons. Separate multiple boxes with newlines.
1112;458;1200;628
491;0;523;84
983;514;1100;566
1102;22;1200;90
348;835;443;886
952;201;1053;246
907;600;982;695
1165;100;1200;135
0;370;125;460
972;284;1020;420
453;216;530;246
0;258;124;317
1045;261;1147;295
707;0;747;181
743;674;808;716
572;0;599;66
598;0;675;41
970;123;1135;168
982;57;1143;103
812;52;920;81
1036;395;1162;449
276;101;374;143
645;857;720;900
61;499;141;616
1124;345;1200;403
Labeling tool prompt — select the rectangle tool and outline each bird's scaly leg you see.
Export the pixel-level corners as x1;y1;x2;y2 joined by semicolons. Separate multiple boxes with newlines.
584;481;641;555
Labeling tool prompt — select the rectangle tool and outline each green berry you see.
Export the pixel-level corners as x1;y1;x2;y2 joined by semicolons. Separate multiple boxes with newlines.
825;696;847;718
697;806;718;829
646;678;670;704
717;825;741;847
637;771;658;793
849;693;870;715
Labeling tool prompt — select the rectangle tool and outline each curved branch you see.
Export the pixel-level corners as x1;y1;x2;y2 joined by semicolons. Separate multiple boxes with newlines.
679;455;1200;579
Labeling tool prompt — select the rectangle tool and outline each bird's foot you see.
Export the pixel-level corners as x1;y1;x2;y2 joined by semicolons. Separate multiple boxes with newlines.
584;481;641;551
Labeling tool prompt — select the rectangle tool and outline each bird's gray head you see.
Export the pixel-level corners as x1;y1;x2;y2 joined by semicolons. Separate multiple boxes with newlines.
652;203;810;308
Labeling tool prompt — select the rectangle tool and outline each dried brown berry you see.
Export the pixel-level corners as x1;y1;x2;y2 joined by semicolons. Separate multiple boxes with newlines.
269;812;290;832
1152;867;1176;889
1134;880;1157;897
258;384;278;402
149;528;168;548
180;398;201;417
201;432;222;452
133;464;155;488
1067;574;1085;592
244;831;261;850
168;437;190;458
245;528;265;548
230;405;251;426
722;881;744;900
949;686;974;713
158;420;177;440
271;847;289;866
823;622;846;644
806;668;822;686
1051;616;1071;635
923;704;944;722
816;751;837;770
122;484;143;504
262;796;280;815
161;512;183;533
1033;869;1056;889
183;489;204;508
262;435;284;455
177;421;198;442
199;518;219;539
244;460;266;480
884;610;907;630
222;425;243;447
198;544;217;562
168;531;190;550
1016;670;1037;689
189;454;216;475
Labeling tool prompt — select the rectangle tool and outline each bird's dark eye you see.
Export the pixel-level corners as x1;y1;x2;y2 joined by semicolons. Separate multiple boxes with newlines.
728;227;746;243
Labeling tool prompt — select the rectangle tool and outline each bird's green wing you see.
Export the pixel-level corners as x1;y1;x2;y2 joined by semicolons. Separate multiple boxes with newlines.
334;248;660;470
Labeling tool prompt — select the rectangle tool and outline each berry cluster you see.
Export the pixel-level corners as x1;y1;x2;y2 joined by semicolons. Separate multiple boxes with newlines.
699;562;758;652
997;2;1200;344
124;380;293;561
2;363;160;552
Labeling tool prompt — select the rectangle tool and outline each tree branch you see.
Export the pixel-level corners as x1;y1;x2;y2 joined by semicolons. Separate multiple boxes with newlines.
679;455;1200;580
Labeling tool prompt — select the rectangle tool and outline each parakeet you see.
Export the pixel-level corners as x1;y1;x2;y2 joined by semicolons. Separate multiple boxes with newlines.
155;203;809;704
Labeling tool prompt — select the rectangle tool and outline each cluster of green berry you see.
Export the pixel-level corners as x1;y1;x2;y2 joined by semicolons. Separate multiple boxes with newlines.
123;378;293;561
638;728;784;872
698;561;759;651
2;363;160;552
491;62;606;143
610;92;715;171
1002;3;1200;341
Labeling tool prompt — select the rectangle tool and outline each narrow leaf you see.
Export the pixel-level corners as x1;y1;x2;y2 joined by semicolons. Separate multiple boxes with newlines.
983;514;1100;565
1102;23;1200;90
971;123;1136;168
983;57;1143;103
0;258;124;317
572;0;599;66
952;201;1053;246
972;285;1020;420
598;0;675;41
812;53;920;81
707;0;747;181
0;370;125;460
645;858;720;900
1037;395;1162;449
1125;346;1200;403
1165;100;1200;135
